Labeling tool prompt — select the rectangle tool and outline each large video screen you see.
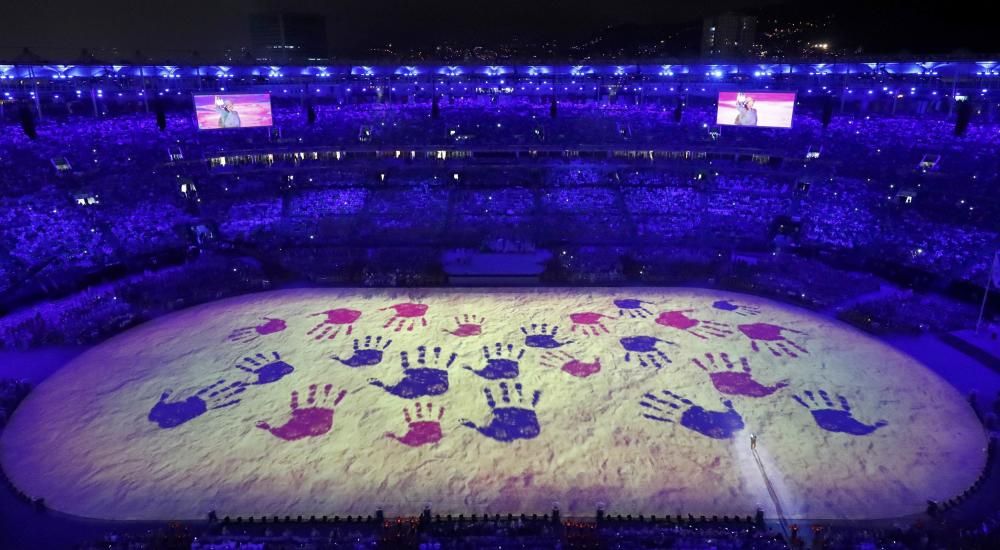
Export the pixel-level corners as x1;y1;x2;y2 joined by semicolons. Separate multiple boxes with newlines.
716;91;796;128
194;93;273;130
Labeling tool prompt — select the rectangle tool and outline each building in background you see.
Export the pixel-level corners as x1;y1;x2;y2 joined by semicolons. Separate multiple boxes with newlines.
702;13;757;58
249;11;329;63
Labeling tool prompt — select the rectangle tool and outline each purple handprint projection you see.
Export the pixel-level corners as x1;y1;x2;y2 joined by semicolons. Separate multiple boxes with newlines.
381;303;429;332
307;308;362;340
256;384;347;441
233;351;294;385
521;323;573;349
738;323;809;358
793;390;888;436
463;343;525;380
227;317;287;344
712;300;761;317
148;380;246;429
334;336;392;368
655;310;734;340
461;382;542;442
619;335;678;368
444;314;485;337
369;346;457;398
640;389;745;439
692;352;789;398
386;402;445;447
615;298;654;318
540;350;602;378
569;312;613;336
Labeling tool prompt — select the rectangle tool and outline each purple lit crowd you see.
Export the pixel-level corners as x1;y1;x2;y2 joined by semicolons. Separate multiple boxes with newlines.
1;93;997;339
2;98;997;289
49;514;791;550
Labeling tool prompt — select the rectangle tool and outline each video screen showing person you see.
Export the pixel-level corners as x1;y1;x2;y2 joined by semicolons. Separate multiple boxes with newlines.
716;91;796;128
193;93;273;130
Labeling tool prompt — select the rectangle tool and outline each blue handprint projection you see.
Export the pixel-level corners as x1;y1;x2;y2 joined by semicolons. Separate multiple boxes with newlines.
615;298;654;318
234;351;294;385
444;314;485;337
793;390;888;436
712;300;762;317
334;336;392;368
461;382;542;442
369;346;456;398
639;389;745;439
148;380;247;429
521;324;573;349
619;336;678;368
463;343;526;379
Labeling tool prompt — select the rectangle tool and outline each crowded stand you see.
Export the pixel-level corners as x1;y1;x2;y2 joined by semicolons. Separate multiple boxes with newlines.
0;379;32;429
0;255;268;348
1;88;998;337
54;514;792;549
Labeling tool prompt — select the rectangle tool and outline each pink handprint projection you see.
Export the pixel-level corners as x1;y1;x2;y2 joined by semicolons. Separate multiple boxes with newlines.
738;323;809;358
655;310;733;340
307;308;362;340
540;350;602;378
793;390;888;436
381;303;429;332
569;312;613;336
712;300;761;317
444;314;485;337
385;402;445;447
256;384;347;441
227;317;287;344
692;352;789;398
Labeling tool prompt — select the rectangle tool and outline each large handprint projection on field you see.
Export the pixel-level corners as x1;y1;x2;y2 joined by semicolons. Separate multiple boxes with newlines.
0;288;987;523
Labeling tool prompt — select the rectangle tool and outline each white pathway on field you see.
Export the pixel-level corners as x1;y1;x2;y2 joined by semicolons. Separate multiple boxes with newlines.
732;436;799;536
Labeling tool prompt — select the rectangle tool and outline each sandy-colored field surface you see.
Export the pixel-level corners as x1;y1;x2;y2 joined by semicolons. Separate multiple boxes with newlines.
0;288;987;521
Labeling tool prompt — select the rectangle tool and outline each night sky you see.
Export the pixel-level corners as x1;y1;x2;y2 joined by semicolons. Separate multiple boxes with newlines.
0;0;991;59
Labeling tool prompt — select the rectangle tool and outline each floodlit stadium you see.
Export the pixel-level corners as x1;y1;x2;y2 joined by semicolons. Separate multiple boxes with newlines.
1;11;1000;547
